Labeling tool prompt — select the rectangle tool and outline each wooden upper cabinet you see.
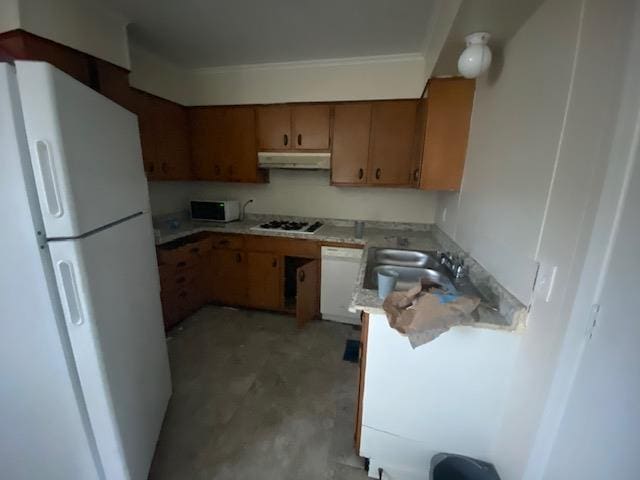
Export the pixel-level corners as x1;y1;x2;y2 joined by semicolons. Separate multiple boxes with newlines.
132;89;191;181
93;58;134;111
257;105;292;150
331;103;372;185
417;78;475;191
0;30;91;86
368;100;418;186
189;106;265;183
189;107;226;180
292;104;331;150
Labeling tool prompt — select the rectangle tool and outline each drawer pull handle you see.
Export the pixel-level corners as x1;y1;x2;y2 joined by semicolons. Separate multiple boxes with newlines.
297;134;302;146
375;168;381;180
358;168;364;180
283;134;289;146
298;270;305;282
413;168;419;181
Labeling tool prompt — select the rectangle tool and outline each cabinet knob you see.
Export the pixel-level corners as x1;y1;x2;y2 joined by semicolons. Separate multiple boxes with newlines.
358;168;364;180
297;134;302;146
283;134;289;146
413;168;419;181
375;168;381;180
298;270;305;282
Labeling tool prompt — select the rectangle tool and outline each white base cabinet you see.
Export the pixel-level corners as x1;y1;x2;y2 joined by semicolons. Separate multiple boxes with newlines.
359;313;522;478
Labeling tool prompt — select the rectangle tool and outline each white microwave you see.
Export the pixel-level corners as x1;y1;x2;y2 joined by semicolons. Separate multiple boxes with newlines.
190;200;240;222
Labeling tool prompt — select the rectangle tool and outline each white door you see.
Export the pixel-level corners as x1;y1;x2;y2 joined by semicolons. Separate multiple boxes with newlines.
16;61;149;239
49;212;171;480
542;143;640;478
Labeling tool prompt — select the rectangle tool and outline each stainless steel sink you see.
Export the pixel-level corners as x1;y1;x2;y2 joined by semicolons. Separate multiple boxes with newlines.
374;248;440;269
367;264;457;293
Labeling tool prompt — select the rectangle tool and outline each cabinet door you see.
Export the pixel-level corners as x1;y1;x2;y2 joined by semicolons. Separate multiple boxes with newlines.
225;107;261;182
368;100;418;186
331;103;371;185
247;252;281;310
155;99;191;180
355;313;368;452
418;78;475;191
130;90;157;178
209;249;247;306
189;107;226;180
257;105;291;150
296;259;319;327
292;104;331;150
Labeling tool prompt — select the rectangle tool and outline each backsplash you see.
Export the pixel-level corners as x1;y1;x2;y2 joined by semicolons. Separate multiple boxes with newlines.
148;169;437;223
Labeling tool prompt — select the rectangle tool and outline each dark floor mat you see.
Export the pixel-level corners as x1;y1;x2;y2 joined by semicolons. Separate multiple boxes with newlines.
343;339;360;363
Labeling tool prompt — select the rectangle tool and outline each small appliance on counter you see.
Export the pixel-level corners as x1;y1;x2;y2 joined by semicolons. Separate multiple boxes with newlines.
190;199;240;222
250;219;324;235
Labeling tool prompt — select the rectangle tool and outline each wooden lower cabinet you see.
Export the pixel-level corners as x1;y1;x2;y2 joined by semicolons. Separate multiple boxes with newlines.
247;252;282;310
296;259;319;327
209;249;248;306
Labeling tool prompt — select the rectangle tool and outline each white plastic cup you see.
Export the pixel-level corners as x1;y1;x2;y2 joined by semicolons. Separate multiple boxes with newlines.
377;270;399;299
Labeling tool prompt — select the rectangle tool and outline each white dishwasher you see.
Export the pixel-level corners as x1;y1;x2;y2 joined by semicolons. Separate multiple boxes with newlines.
321;246;363;325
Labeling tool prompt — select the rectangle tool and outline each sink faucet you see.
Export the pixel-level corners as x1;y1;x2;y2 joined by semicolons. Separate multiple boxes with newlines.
439;251;467;279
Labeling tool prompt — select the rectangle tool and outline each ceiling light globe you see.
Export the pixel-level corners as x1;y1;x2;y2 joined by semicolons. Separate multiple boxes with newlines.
458;32;492;79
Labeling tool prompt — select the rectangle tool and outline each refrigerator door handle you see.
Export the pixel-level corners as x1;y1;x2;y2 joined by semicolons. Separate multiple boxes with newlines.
58;261;83;325
35;140;63;217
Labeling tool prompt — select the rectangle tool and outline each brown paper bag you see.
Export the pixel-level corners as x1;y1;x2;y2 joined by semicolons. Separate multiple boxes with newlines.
382;285;480;348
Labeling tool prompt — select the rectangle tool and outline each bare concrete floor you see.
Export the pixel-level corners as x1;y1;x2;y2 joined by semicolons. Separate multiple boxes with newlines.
149;305;369;480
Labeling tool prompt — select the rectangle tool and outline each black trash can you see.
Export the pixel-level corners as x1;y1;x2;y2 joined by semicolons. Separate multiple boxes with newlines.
430;453;501;480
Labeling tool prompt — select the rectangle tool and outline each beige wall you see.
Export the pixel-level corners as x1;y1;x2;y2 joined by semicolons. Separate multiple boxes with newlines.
2;0;131;68
129;48;427;106
436;0;636;477
148;170;437;224
0;0;20;32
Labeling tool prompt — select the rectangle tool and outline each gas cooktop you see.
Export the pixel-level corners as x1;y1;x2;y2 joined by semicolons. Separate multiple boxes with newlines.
250;220;324;235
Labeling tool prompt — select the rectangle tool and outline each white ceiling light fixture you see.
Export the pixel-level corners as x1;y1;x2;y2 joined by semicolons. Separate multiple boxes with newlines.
457;32;492;79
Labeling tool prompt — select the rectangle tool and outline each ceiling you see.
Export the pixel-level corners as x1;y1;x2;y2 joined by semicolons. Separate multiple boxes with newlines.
433;0;545;75
100;0;438;68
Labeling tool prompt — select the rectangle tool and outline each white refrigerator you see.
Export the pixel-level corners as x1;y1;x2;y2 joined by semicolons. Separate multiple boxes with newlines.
0;62;171;479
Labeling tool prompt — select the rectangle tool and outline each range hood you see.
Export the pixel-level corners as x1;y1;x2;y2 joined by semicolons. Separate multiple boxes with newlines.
258;152;330;170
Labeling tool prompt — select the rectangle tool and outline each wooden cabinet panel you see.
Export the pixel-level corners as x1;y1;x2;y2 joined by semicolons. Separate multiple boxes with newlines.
331;103;372;185
368;100;418;186
134;89;191;180
355;313;368;452
208;233;244;250
226;107;262;182
411;98;428;187
418;78;475;191
257;105;292;150
93;58;133;111
247;252;282;310
244;236;320;258
296;259;319;327
0;30;91;86
189;107;226;180
209;249;247;306
292;104;331;150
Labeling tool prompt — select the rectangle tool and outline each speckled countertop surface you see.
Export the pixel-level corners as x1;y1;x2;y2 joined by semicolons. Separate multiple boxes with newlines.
154;213;527;330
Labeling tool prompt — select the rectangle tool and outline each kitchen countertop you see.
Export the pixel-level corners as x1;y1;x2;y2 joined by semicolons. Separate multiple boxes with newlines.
153;214;527;330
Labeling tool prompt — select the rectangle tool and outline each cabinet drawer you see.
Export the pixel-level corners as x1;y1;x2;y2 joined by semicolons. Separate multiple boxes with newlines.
209;233;244;250
156;234;213;267
160;265;199;293
245;236;319;258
